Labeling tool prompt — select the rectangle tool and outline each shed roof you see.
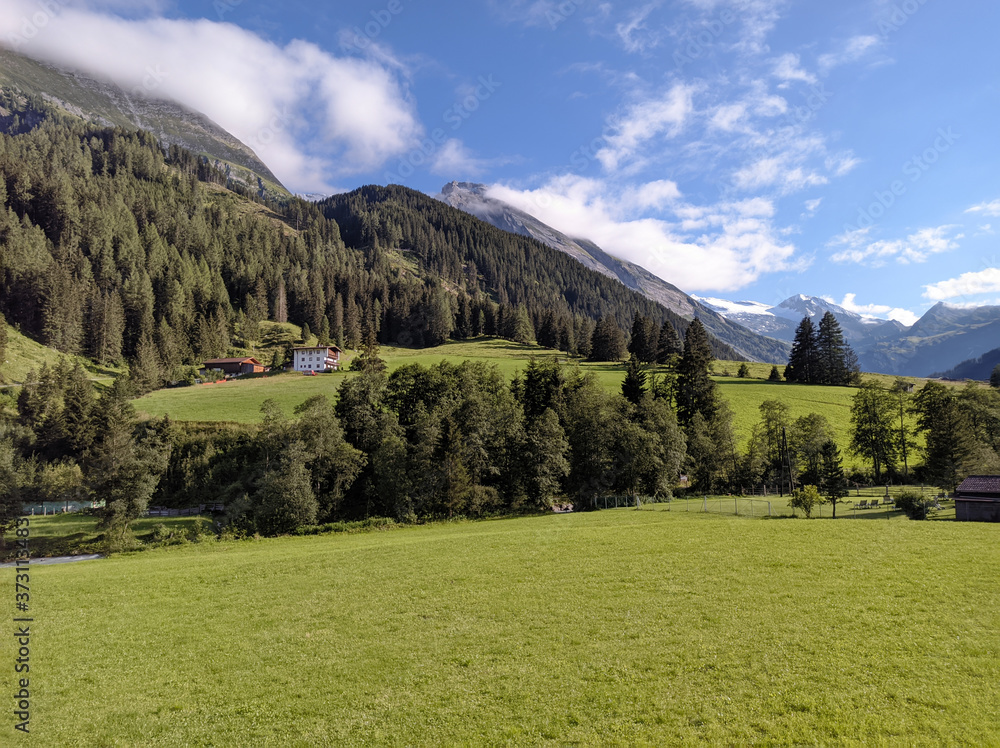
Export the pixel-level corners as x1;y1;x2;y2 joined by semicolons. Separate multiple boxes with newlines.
957;476;1000;496
203;357;263;365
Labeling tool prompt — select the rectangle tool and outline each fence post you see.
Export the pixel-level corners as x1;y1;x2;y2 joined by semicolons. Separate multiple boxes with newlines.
703;496;707;512
735;498;738;516
768;501;772;516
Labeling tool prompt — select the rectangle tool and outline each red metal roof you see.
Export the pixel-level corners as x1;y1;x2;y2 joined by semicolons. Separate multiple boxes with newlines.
203;358;263;365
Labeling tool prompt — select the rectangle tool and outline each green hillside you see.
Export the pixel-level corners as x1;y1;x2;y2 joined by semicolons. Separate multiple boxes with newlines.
134;338;926;471
14;509;1000;745
0;324;120;387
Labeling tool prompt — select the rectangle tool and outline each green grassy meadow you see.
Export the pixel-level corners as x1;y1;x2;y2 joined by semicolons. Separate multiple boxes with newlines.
9;508;999;745
2;513;213;559
134;338;928;465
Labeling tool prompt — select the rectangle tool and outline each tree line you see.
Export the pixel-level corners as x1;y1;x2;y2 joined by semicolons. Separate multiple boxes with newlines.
0;320;723;540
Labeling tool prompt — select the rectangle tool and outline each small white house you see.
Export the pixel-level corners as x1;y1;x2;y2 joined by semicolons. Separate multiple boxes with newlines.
292;346;342;373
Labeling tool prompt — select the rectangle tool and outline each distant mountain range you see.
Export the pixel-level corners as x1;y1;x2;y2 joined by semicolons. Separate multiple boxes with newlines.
698;293;1000;379
694;294;907;347
0;47;287;199
438;182;790;364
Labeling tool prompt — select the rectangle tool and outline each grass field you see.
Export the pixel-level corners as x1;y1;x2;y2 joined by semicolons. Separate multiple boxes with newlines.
1;513;213;560
8;508;999;745
0;326;121;387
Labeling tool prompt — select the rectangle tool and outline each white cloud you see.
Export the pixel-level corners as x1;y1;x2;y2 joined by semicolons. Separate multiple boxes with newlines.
825;152;861;177
966;199;1000;217
923;268;1000;302
817;35;880;73
732;156;827;194
771;53;817;86
487;175;801;292
0;1;422;192
830;226;963;266
595;84;694;172
615;3;663;53
430;139;488;178
836;293;918;326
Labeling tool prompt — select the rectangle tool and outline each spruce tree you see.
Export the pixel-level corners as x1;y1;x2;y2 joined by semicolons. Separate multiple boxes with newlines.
676;318;717;426
621;353;647;405
816;312;853;385
785;317;818;383
589;317;627;362
820;440;848;518
656;320;682;363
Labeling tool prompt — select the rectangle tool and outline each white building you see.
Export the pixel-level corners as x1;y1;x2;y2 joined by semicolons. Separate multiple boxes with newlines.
292;346;342;372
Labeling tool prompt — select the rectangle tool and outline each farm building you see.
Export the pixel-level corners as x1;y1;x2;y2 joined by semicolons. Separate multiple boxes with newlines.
955;476;1000;522
292;346;342;373
202;357;265;376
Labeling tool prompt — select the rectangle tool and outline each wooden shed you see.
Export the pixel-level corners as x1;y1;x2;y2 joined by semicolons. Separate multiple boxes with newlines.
203;357;265;376
955;476;1000;522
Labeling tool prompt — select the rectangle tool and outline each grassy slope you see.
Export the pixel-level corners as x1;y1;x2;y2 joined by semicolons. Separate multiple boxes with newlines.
0;326;121;386
12;508;999;745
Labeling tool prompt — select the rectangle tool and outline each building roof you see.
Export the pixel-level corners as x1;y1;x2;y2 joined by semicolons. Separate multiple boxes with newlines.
292;346;342;353
957;476;1000;495
203;357;263;365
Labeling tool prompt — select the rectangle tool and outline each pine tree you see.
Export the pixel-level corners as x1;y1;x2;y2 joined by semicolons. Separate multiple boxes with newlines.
621;353;647;405
589;317;626;361
820;440;847;518
656;320;682;363
991;364;1000;389
785;317;818;383
816;312;853;385
676;319;717;426
628;312;658;363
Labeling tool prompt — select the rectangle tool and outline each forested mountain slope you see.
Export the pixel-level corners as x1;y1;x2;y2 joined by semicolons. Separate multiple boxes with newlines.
321;185;741;360
0;47;286;199
0;104;745;388
438;182;789;363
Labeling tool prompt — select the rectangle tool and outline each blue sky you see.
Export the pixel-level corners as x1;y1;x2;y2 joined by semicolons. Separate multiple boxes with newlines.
4;0;1000;324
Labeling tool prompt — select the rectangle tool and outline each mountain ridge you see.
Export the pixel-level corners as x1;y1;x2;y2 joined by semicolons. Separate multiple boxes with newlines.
0;47;287;199
437;181;790;364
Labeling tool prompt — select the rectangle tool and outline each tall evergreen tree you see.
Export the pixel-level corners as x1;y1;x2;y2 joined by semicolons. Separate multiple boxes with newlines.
820;440;848;518
589;317;627;362
628;312;658;363
816;312;853;385
784;317;818;383
912;382;975;492
656;320;682;364
621;353;647;406
676;318;717;427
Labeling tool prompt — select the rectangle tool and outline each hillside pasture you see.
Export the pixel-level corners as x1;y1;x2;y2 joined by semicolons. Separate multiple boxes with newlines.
12;508;1000;745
